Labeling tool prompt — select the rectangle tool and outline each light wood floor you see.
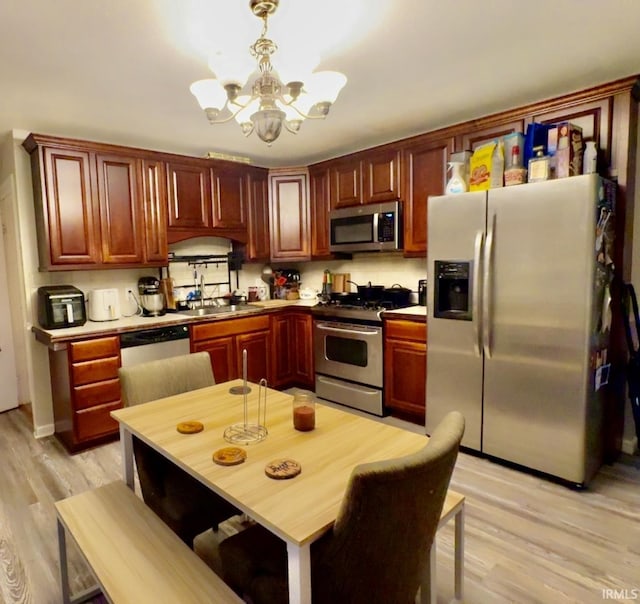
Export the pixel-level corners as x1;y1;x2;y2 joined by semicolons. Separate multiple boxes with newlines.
1;404;639;604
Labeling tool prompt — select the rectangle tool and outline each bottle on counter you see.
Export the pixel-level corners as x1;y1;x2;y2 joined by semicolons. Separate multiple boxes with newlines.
445;161;467;194
527;146;551;183
583;141;598;174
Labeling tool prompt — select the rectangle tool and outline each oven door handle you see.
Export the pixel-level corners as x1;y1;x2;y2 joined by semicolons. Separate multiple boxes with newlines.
316;323;380;336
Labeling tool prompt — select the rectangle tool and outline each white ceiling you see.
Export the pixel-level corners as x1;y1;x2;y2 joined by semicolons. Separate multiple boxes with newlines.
2;0;640;168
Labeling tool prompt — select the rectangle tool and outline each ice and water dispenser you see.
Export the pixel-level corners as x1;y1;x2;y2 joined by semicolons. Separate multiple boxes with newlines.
433;261;472;320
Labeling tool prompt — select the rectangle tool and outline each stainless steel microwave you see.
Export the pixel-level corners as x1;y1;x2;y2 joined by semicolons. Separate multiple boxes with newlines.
329;201;403;253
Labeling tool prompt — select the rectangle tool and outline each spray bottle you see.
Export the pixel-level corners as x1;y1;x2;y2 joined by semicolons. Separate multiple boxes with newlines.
445;161;467;194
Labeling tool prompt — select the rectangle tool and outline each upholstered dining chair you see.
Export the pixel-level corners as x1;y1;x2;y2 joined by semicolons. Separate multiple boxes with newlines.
118;352;240;547
217;410;465;604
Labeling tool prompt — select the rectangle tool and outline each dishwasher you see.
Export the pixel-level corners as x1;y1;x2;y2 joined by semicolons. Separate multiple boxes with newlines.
120;324;190;367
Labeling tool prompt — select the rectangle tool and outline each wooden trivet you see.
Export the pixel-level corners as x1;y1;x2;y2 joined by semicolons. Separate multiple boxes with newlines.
213;447;247;466
265;458;301;480
176;421;204;434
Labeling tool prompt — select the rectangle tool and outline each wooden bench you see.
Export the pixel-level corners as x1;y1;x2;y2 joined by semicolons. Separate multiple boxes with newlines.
54;480;243;604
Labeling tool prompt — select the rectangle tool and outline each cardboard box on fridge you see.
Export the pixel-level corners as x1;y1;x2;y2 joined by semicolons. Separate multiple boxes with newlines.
555;122;583;178
469;140;504;191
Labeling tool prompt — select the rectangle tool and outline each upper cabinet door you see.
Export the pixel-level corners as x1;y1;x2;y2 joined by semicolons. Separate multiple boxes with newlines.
40;146;101;267
166;160;212;230
211;165;246;230
458;119;525;152
96;154;144;264
402;137;455;256
330;159;362;208
269;170;310;261
309;167;331;258
141;159;168;263
363;149;401;203
246;168;270;261
526;97;613;171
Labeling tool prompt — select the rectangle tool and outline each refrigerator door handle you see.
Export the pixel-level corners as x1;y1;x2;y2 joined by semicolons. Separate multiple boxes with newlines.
472;230;484;357
483;213;495;358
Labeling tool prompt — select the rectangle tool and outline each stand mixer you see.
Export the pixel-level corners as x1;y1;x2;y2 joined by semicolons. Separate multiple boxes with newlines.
138;277;165;316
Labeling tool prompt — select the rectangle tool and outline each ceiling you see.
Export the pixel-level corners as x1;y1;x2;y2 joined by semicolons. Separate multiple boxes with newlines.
2;0;640;168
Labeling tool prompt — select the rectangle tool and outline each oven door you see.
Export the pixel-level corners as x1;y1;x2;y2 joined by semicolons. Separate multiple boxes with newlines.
313;320;382;388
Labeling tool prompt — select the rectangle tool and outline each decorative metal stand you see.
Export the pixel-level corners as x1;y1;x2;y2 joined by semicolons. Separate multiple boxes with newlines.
224;350;268;444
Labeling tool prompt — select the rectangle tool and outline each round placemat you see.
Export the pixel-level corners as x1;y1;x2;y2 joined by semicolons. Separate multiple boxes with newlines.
265;458;301;480
213;447;247;466
176;420;204;434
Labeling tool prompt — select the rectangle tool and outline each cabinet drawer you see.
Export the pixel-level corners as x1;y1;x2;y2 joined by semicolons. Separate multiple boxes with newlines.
75;400;121;441
70;336;120;362
71;356;120;386
191;315;270;342
385;319;427;343
73;378;121;411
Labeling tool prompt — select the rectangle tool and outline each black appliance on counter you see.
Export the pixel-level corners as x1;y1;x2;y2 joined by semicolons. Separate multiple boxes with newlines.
37;285;86;329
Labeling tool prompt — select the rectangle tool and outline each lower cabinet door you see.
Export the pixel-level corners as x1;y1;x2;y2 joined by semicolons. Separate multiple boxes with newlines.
236;331;270;384
193;336;236;383
75;400;122;441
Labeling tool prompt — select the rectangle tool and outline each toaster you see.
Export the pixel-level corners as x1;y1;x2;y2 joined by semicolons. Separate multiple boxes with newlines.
37;285;86;329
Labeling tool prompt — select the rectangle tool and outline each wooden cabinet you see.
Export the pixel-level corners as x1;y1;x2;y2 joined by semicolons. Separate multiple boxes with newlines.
526;97;613;175
191;315;270;384
363;148;401;203
457;119;525;152
23;134;165;269
166;158;251;244
96;153;144;264
291;310;314;387
49;336;122;452
166;158;212;231
245;168;270;261
309;166;332;258
269;169;310;261
401;137;454;256
270;309;313;389
329;159;361;208
25;139;101;269
141;159;169;263
384;318;427;424
211;164;246;231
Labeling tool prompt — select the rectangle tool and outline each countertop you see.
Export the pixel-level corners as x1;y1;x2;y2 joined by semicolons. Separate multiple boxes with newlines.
33;299;424;349
33;299;318;349
383;305;427;321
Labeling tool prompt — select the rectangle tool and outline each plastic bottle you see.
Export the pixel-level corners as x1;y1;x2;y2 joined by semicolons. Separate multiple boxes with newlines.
445;162;467;194
583;141;598;174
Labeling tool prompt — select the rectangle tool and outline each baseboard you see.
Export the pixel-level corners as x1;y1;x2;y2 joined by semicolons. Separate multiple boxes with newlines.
621;436;638;455
34;423;55;438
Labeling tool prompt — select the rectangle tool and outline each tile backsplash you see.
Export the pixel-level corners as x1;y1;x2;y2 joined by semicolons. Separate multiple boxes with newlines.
36;238;426;318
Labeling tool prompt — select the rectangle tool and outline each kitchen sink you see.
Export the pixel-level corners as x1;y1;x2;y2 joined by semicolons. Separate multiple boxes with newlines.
177;305;262;318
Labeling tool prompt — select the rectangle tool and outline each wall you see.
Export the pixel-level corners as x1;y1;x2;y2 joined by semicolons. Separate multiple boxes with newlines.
0;176;19;410
292;254;426;302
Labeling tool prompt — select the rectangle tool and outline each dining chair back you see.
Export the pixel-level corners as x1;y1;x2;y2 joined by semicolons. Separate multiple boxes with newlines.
119;352;239;546
218;410;465;604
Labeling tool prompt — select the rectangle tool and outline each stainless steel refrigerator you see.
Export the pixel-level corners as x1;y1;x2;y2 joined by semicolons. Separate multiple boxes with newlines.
425;175;615;486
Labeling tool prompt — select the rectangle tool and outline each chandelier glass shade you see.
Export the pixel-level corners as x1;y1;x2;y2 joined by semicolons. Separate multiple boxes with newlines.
190;0;347;145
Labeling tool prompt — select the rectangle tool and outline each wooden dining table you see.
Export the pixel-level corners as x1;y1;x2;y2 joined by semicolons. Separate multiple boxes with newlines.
111;379;435;604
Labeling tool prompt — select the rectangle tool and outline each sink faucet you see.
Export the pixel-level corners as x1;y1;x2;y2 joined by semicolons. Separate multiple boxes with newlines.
200;274;205;308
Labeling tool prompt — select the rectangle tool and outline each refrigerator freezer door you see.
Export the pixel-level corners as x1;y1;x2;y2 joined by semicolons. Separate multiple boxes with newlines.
482;176;599;483
426;191;486;450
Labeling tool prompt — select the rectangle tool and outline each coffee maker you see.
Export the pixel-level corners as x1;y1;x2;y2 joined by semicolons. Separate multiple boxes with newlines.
138;276;165;316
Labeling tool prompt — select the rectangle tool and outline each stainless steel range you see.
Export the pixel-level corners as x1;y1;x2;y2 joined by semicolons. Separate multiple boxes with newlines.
312;299;407;416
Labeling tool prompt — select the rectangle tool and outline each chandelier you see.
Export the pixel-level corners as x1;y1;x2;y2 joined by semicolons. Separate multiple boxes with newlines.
190;0;347;145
